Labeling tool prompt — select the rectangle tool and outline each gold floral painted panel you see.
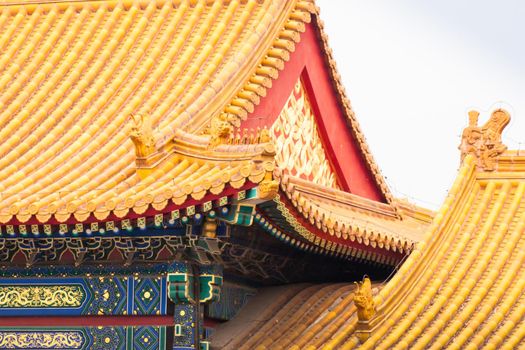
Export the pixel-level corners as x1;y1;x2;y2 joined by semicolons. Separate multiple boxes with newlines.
271;79;340;189
0;285;84;308
0;331;84;349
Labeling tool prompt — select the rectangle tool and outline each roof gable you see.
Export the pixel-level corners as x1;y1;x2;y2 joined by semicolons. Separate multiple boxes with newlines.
239;18;392;203
271;77;341;189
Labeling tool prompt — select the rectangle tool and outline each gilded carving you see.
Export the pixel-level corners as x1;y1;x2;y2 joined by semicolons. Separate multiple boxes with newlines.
459;108;510;171
354;276;375;321
130;114;156;158
258;127;271;143
0;285;84;308
258;172;279;200
206;113;234;147
0;331;84;349
271;79;340;188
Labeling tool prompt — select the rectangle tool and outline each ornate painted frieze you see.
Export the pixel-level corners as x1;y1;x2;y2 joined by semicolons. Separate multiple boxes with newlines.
0;232;229;266
0;327;165;350
0;331;85;349
0;285;84;308
271;78;340;189
0;276;166;317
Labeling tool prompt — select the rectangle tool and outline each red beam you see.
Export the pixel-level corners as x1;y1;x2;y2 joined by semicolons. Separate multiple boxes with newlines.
0;316;173;327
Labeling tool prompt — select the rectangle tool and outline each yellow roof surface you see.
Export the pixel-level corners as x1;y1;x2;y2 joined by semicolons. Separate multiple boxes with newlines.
236;283;359;350
349;149;525;350
0;0;314;224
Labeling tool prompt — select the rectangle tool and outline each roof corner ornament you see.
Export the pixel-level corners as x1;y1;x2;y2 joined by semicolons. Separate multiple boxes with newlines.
206;113;234;148
205;114;277;148
130;113;156;158
256;127;278;200
459;108;510;171
258;171;280;201
354;276;376;323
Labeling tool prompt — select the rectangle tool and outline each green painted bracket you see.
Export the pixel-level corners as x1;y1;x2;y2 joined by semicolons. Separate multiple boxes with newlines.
167;273;195;304
199;275;223;303
218;204;255;226
167;273;223;304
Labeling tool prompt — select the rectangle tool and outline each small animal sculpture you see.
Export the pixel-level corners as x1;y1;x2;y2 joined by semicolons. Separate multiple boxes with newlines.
130;114;156;158
354;276;376;321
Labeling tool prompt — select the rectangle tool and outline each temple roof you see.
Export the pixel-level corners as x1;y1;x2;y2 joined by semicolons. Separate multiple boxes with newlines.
0;0;430;267
0;0;314;224
211;283;360;350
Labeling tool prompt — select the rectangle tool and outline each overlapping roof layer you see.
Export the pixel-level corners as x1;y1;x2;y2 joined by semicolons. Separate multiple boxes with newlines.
0;0;314;224
0;0;431;265
279;175;429;255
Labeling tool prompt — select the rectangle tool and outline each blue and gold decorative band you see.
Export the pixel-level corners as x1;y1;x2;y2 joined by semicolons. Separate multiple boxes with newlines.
0;327;166;350
0;285;84;308
0;331;85;349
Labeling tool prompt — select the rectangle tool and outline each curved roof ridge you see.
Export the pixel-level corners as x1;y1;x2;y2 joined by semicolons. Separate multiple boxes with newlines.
279;173;430;256
311;5;394;204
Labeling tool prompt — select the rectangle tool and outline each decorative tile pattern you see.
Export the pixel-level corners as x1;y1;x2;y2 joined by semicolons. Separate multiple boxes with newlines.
88;327;125;350
133;327;160;350
85;277;127;316
133;277;164;316
173;304;196;349
271;78;340;189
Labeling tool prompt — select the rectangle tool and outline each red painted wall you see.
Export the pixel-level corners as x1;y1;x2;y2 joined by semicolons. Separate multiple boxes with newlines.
241;20;386;202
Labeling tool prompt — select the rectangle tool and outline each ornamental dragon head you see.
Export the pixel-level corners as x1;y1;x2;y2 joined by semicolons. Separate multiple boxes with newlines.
354;276;376;322
459;108;510;171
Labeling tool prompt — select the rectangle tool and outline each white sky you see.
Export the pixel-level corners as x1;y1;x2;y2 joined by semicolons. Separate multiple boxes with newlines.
317;0;525;209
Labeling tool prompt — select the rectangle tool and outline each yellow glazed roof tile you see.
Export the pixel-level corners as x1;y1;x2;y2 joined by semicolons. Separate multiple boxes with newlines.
236;283;360;350
352;159;525;349
224;282;383;350
0;0;314;224
0;0;400;231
